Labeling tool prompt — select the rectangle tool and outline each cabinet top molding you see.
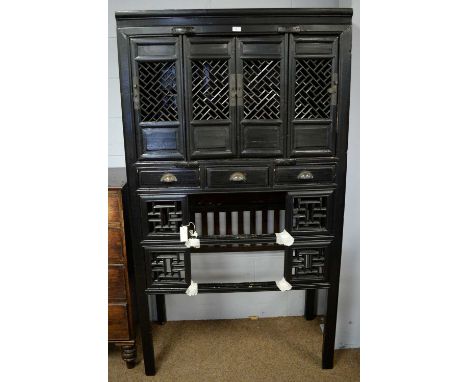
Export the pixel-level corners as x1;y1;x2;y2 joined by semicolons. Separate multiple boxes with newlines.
115;8;353;21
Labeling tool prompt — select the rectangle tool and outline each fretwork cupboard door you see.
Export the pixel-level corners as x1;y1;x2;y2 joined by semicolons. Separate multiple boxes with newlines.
288;35;339;157
237;36;287;157
130;37;186;160
183;37;237;159
184;36;288;159
130;34;338;161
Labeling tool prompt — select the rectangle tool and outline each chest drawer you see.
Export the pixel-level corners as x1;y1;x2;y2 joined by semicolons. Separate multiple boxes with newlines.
205;166;269;188
138;168;200;188
108;227;124;263
108;303;130;340
108;265;127;300
275;165;335;186
108;191;122;225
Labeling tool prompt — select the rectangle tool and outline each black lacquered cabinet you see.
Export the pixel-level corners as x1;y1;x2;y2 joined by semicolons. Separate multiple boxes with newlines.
116;8;353;376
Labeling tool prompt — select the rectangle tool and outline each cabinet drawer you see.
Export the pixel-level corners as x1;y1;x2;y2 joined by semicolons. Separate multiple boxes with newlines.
138;168;200;188
108;227;124;263
275;165;335;186
108;303;130;340
108;265;127;300
108;191;121;224
205;166;269;188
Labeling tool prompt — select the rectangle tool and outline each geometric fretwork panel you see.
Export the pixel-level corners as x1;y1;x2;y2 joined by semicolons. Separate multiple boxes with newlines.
146;200;183;234
149;251;186;284
138;61;178;122
292;196;328;231
192;60;229;120
291;248;327;281
294;58;332;119
243;60;281;120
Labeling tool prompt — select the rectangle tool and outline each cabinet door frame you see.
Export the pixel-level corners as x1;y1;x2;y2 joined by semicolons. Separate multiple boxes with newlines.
183;36;237;159
236;35;288;158
130;36;186;160
287;35;339;158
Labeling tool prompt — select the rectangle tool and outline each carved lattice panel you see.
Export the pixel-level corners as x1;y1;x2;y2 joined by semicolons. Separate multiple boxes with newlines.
294;58;332;119
291;248;327;281
138;61;178;122
191;60;229;120
243;60;281;120
292;195;328;231
146;200;183;234
149;251;186;284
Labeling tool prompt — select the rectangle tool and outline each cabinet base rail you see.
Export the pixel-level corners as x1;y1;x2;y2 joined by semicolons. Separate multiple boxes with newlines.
146;280;331;294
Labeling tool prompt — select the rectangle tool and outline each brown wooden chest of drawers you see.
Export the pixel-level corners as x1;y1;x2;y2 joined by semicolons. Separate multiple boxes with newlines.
108;167;136;368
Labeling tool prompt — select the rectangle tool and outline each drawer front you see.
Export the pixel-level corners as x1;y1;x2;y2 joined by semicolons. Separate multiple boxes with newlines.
108;191;121;225
138;168;200;188
205;166;269;188
108;303;130;340
275;165;335;186
108;227;124;263
108;265;127;300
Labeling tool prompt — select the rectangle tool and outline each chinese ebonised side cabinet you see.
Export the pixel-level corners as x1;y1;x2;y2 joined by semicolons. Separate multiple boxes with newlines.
116;8;353;376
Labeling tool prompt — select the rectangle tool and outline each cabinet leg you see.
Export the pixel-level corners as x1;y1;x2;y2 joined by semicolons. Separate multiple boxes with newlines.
304;289;318;320
136;291;155;375
322;287;339;369
121;343;137;369
156;294;167;325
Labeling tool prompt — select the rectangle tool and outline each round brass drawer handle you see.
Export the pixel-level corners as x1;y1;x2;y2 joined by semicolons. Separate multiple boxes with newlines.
297;170;314;180
160;173;178;183
229;172;246;182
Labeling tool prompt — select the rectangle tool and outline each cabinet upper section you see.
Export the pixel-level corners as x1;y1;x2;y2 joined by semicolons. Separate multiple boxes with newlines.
116;9;352;164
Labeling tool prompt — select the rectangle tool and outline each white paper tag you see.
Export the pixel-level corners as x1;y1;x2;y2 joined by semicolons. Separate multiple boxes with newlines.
275;229;294;246
185;238;200;248
185;281;198;296
276;277;292;292
232;26;241;32
180;226;188;242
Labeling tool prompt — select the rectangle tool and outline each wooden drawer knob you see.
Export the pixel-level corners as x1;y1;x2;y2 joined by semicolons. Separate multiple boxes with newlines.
229;172;246;182
297;170;314;180
160;173;178;183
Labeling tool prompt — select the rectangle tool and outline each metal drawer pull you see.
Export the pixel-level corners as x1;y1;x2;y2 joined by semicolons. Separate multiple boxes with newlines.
229;172;246;182
297;171;314;180
160;173;178;183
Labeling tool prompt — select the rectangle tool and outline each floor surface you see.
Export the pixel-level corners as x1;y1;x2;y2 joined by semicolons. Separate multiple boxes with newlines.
108;316;359;382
